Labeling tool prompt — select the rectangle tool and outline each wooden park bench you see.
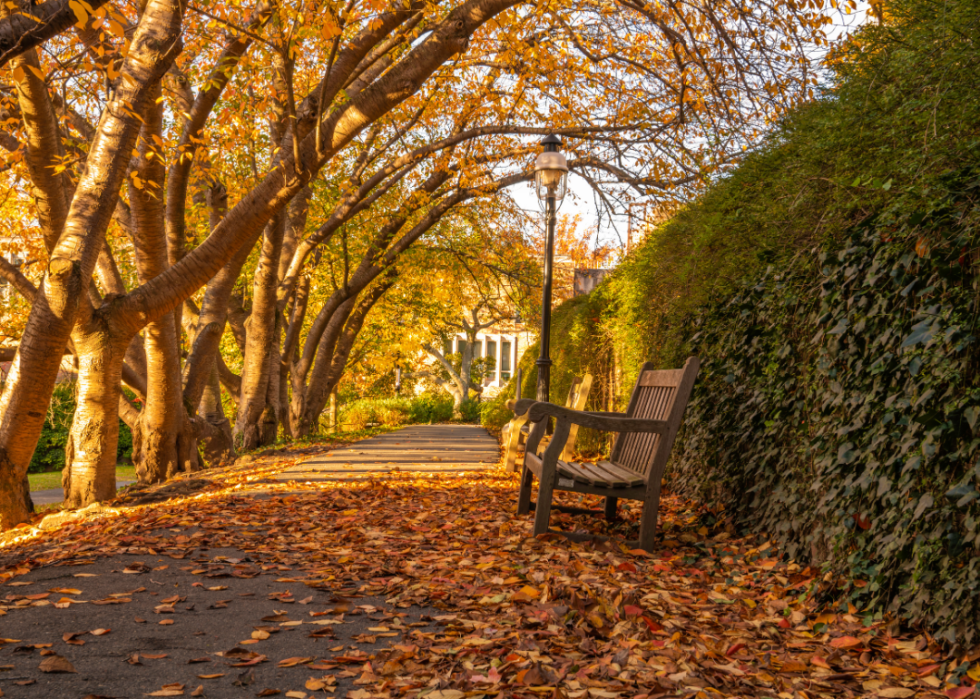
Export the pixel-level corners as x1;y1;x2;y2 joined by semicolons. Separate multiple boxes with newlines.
509;357;699;552
503;374;593;472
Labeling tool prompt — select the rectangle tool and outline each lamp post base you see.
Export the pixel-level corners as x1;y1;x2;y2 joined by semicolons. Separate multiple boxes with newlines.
536;358;552;403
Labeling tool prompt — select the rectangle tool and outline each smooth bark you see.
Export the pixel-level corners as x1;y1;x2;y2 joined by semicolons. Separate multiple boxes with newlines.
0;0;183;527
0;0;110;68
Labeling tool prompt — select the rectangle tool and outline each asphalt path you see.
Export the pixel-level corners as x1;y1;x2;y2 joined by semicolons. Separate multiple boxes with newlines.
0;546;437;698
1;424;504;698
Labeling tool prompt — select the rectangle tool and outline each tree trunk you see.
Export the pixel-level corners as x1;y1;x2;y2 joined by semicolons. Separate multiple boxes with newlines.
133;312;185;483
234;56;291;450
199;365;234;465
0;0;182;529
299;278;395;433
63;317;127;508
259;315;282;446
279;276;309;439
293;296;358;437
129;83;191;484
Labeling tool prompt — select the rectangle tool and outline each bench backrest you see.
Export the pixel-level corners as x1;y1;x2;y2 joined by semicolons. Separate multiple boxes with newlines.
565;374;593;411
561;374;594;461
611;357;700;482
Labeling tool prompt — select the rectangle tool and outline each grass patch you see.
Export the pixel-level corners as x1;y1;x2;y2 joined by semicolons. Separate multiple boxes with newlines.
28;465;137;492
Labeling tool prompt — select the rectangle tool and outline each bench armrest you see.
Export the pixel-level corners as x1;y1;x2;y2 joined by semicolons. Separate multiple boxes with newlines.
507;398;537;416
508;398;629;421
525;401;668;434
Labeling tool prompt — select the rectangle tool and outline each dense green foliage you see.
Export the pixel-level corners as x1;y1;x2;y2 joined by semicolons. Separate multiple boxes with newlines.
339;394;456;430
486;0;980;643
28;382;133;474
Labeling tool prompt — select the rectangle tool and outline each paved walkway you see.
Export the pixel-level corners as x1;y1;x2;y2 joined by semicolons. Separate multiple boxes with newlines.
273;424;499;482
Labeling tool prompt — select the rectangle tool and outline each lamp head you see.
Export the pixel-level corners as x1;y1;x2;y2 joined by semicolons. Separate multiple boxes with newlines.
534;135;568;208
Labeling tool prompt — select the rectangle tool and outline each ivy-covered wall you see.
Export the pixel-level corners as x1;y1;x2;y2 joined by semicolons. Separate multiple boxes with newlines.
676;181;980;645
485;0;980;645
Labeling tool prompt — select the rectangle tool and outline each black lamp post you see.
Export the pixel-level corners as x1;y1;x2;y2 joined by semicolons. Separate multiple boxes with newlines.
534;134;568;403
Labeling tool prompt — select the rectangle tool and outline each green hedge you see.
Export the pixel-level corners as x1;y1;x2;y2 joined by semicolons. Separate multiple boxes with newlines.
338;394;455;431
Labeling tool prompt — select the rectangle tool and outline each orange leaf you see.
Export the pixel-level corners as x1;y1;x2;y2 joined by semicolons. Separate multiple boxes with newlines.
278;656;313;667
946;689;975;699
830;636;862;649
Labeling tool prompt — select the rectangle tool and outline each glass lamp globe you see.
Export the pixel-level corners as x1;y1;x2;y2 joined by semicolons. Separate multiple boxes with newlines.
534;135;568;211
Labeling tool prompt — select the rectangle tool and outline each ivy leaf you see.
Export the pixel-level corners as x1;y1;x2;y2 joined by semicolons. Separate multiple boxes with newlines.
837;442;857;465
877;476;892;498
964;406;979;432
913;494;934;520
945;485;974;501
901;319;937;349
829;318;850;335
946;485;979;507
902;455;921;475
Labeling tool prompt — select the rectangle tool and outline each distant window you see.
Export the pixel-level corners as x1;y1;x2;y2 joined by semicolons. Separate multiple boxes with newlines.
501;340;512;379
474;340;483;358
455;338;465;354
486;340;497;379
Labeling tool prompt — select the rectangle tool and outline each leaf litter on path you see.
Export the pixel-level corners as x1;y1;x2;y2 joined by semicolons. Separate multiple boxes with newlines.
0;441;976;698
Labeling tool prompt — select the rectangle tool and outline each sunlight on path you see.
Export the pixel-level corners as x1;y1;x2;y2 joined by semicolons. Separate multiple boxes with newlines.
271;425;500;482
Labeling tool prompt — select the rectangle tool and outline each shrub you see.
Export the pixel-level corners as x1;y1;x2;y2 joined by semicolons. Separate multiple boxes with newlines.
338;394;453;431
458;399;481;423
479;396;513;433
407;393;453;424
30;382;75;473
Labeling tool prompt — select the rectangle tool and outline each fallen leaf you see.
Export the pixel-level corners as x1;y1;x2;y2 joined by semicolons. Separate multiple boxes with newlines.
946;689;976;699
277;656;313;668
830;635;862;649
90;628;110;636
38;655;77;673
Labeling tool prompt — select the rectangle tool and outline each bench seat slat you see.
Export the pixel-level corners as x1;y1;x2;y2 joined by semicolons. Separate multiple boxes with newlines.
557;458;646;489
527;452;644;488
560;460;623;487
565;460;637;488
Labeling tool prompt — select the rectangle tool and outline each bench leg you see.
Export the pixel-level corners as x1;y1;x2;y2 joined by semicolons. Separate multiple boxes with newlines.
604;496;618;521
637;482;662;553
516;465;534;515
504;416;528;473
532;474;555;537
